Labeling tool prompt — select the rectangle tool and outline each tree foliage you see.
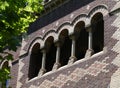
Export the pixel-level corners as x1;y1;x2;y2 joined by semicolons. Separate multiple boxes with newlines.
0;0;43;87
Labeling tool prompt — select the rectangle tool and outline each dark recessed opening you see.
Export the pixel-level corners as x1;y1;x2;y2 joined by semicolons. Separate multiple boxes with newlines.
74;22;88;60
59;29;71;66
76;28;88;59
46;37;56;72
28;43;42;80
91;13;104;53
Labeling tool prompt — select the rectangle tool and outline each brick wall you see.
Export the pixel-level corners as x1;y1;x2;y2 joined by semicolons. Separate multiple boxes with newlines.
10;0;120;88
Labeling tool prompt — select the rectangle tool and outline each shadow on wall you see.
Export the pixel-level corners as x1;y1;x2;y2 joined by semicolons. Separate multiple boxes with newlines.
28;0;95;34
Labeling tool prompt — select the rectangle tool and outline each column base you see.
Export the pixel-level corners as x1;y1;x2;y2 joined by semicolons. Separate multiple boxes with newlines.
85;49;94;58
52;62;61;71
39;68;46;76
68;56;77;65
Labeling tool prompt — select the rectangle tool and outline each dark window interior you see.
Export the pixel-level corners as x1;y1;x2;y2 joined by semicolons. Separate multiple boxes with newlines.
74;22;88;60
59;30;71;66
28;43;42;80
91;13;104;53
46;42;56;72
76;28;88;60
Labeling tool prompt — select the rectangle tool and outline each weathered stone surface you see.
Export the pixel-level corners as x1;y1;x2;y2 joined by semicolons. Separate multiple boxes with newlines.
10;0;120;88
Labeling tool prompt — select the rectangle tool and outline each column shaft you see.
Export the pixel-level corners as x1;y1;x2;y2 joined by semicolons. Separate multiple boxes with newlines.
71;38;76;56
85;26;94;58
39;49;46;76
53;42;61;70
68;36;77;65
56;45;60;64
41;50;46;70
88;31;92;50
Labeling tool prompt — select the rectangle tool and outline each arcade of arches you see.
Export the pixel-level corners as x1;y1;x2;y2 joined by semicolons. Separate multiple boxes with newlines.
28;13;104;80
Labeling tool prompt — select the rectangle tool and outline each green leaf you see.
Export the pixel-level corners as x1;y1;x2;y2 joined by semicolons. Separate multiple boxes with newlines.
5;53;13;60
0;0;43;84
4;68;10;74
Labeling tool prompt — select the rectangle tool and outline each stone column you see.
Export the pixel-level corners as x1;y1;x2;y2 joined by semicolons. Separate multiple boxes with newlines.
68;35;77;65
89;29;92;49
85;25;94;58
39;49;46;76
53;41;61;71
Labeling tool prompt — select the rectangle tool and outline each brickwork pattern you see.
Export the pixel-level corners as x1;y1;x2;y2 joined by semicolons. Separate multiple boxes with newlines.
13;0;120;88
29;61;108;88
24;13;118;88
17;59;25;88
112;13;120;67
22;0;116;54
110;6;120;88
10;62;19;88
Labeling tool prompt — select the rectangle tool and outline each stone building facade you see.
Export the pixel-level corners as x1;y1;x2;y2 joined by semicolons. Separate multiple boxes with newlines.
9;0;120;88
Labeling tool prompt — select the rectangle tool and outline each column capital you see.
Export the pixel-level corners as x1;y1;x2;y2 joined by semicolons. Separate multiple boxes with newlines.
86;24;92;32
69;34;76;40
54;40;61;47
41;48;46;53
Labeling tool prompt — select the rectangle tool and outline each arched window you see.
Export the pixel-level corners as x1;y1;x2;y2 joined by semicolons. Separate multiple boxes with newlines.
1;61;10;88
74;22;88;60
91;13;104;53
28;43;42;80
59;29;72;66
45;36;56;72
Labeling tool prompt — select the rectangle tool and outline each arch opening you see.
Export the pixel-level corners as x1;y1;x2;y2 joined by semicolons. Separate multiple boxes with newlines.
28;43;42;80
45;36;56;72
91;12;104;53
59;29;71;66
74;22;88;60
